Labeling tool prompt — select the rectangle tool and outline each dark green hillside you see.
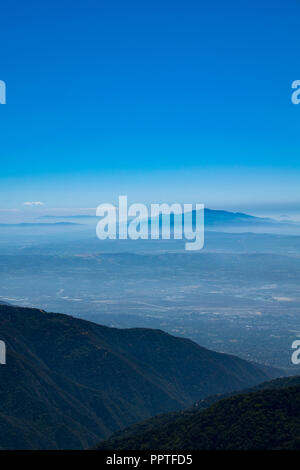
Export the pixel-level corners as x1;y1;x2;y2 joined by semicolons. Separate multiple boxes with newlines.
0;304;273;449
97;383;300;450
192;374;300;411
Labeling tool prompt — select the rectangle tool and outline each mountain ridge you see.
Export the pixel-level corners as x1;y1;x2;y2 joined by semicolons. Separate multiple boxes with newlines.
37;208;274;226
0;303;277;449
96;376;300;450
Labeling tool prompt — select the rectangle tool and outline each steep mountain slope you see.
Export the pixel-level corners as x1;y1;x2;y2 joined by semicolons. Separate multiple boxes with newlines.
192;374;300;411
0;304;274;449
97;379;300;450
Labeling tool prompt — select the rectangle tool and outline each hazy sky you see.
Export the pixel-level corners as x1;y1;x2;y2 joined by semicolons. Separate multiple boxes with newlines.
1;0;300;215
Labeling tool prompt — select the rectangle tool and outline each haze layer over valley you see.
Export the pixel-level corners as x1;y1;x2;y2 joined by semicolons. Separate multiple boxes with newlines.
0;209;300;371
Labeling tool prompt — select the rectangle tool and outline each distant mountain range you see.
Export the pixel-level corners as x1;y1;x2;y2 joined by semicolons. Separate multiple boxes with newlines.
39;208;273;226
202;208;273;226
39;215;98;219
96;375;300;450
0;222;81;227
37;208;296;229
0;304;277;449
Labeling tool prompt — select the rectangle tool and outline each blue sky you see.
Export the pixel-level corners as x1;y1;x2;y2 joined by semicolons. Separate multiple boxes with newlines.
0;0;300;216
